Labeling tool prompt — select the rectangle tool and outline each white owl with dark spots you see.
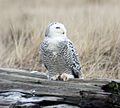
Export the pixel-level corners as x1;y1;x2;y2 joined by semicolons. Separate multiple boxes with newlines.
40;22;83;81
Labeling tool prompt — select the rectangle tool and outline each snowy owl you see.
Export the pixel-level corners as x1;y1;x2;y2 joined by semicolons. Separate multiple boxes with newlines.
40;22;83;81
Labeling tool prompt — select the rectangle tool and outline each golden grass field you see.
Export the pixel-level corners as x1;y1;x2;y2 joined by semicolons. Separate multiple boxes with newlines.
0;0;120;79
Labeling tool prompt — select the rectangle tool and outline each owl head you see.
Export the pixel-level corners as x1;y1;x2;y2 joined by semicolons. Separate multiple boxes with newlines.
45;22;67;37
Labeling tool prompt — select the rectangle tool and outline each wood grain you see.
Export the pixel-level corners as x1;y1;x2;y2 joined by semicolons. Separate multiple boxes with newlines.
0;68;120;108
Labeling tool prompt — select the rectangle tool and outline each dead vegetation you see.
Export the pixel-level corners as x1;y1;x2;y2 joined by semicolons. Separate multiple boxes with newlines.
0;0;120;79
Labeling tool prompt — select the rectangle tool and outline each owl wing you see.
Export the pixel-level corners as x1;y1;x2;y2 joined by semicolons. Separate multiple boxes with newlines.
65;39;82;78
40;41;49;70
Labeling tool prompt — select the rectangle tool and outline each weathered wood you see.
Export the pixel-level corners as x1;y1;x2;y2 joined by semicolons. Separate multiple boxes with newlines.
0;68;48;79
0;68;120;108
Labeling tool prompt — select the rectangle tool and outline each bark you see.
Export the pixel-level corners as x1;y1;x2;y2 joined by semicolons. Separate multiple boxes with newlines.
0;68;120;108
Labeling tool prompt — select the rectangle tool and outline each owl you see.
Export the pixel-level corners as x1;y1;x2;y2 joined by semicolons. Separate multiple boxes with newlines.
40;22;83;81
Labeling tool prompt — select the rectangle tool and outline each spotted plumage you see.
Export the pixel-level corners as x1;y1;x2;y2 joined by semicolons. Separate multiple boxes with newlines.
40;22;83;81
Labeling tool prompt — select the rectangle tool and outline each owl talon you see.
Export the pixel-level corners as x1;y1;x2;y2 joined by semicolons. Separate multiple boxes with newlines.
60;73;74;81
51;73;74;81
51;75;60;80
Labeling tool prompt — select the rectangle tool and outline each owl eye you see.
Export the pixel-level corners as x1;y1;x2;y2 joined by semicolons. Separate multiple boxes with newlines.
62;32;65;34
56;27;60;29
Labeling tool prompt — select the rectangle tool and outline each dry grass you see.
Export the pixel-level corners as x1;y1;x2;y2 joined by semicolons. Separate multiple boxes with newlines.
0;0;120;79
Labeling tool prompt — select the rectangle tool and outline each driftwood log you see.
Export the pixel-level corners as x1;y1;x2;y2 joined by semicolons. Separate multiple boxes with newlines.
0;68;120;108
